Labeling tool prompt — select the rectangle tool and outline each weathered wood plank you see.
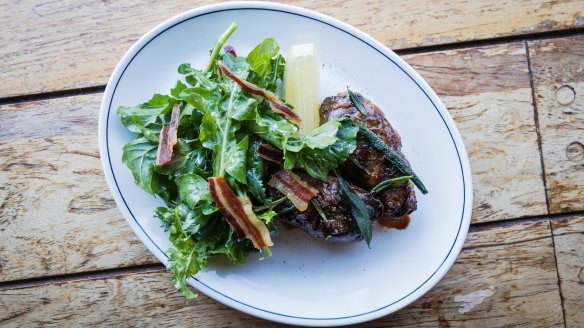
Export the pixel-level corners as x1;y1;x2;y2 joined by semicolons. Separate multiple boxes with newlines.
551;216;584;328
0;42;547;281
0;134;157;282
379;221;563;327
0;93;101;141
0;0;582;98
405;43;547;222
0;221;564;327
528;36;584;214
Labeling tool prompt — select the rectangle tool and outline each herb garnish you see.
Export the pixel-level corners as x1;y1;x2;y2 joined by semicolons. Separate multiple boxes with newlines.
357;124;428;194
335;171;372;247
371;176;413;194
347;87;368;115
311;198;328;222
348;156;371;175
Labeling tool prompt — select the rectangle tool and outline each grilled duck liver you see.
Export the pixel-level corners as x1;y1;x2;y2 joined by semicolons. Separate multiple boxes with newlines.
268;171;383;242
320;92;417;219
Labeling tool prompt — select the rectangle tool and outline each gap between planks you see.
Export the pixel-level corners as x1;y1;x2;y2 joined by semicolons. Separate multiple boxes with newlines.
469;210;584;232
1;210;583;292
1;27;584;107
549;222;568;328
524;40;552;216
0;86;105;106
0;264;165;291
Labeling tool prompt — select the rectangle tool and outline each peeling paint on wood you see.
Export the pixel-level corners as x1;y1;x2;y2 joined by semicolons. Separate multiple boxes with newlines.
383;221;563;327
453;287;496;314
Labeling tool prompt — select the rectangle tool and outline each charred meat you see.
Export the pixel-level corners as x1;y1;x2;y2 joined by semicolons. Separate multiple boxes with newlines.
320;92;417;219
267;170;383;242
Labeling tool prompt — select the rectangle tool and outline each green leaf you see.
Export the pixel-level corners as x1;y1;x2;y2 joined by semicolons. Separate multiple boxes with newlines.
138;122;162;143
212;82;250;181
285;120;340;152
336;173;372;247
225;135;249;184
199;111;218;150
244;112;358;181
246;38;280;77
179;87;221;114
243;102;297;148
371;176;413;194
229;94;258;121
167;208;200;299
171;80;187;98
220;53;251;80
246;139;268;203
154;206;174;230
155;174;178;206
168;244;199;299
284;120;358;180
177;104;198;140
184;68;219;90
221;230;254;264
261;54;285;92
347;87;368;115
154;139;194;175
176;173;212;209
257;210;276;225
178;63;194;75
122;138;159;194
117;94;177;133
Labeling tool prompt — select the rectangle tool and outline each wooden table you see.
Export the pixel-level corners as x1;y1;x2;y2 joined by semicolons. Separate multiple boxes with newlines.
1;1;583;326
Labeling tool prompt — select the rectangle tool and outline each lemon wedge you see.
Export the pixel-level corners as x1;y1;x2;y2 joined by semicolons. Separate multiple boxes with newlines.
283;43;320;132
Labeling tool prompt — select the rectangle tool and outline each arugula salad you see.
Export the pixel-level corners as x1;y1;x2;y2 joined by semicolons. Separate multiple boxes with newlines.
117;23;360;298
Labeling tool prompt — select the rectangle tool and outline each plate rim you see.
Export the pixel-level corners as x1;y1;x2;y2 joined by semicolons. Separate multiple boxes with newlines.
98;1;473;326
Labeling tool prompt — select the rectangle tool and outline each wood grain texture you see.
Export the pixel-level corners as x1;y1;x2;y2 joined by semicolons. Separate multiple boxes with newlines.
0;221;564;327
552;216;584;328
405;43;547;222
0;93;101;141
0;0;582;98
529;36;584;214
0;95;157;282
0;42;549;280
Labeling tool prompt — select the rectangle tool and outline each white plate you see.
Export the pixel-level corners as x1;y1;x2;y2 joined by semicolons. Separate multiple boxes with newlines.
98;2;473;326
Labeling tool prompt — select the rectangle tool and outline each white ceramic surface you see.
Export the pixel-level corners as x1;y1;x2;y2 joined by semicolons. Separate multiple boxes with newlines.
98;2;473;326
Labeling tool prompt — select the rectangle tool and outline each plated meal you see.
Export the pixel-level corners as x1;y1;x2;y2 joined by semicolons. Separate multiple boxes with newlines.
117;22;427;298
100;3;471;325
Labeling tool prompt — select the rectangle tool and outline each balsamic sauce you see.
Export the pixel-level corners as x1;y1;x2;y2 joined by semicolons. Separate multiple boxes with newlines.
379;214;410;230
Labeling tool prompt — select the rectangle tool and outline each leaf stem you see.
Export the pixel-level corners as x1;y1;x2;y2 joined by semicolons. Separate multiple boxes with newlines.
259;246;272;260
276;206;295;215
253;196;288;212
311;199;328;222
204;22;238;73
348;156;370;175
217;84;238;177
